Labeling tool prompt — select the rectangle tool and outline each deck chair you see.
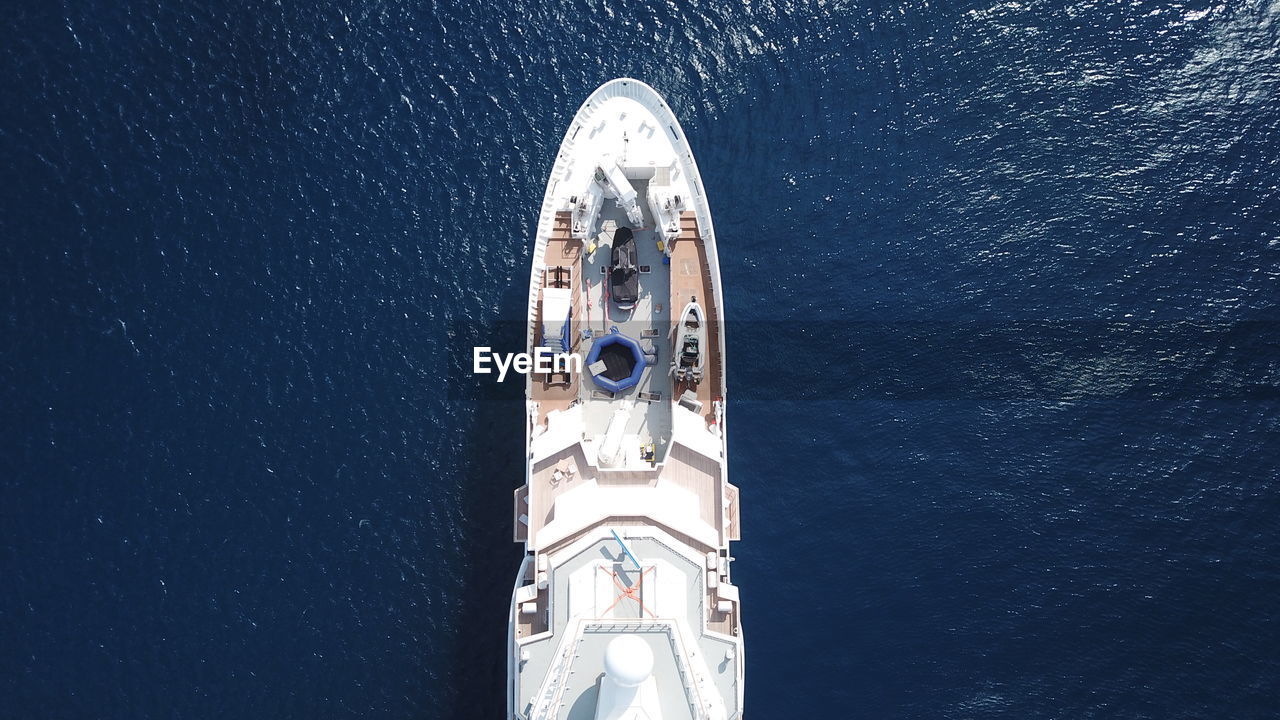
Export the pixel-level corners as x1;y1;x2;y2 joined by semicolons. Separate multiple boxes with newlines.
640;339;658;364
679;389;703;413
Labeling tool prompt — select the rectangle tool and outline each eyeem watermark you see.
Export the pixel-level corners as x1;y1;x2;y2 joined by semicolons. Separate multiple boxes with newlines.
473;347;583;382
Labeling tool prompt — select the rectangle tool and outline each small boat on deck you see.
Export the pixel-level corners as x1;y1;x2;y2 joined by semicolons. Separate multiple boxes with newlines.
609;226;638;310
673;298;706;385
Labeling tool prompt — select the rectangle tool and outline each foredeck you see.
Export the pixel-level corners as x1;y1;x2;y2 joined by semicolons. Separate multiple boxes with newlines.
579;187;673;450
524;205;734;550
669;212;723;429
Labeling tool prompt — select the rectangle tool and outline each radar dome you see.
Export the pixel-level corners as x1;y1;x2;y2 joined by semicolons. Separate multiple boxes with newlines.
602;635;654;688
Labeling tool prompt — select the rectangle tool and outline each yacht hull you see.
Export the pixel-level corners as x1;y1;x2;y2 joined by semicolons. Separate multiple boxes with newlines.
510;79;741;720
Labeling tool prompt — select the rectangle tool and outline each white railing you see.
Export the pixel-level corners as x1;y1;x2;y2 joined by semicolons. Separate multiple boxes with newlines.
527;620;581;720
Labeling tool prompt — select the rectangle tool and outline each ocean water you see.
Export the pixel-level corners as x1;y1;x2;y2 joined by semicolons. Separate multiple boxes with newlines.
3;0;1279;717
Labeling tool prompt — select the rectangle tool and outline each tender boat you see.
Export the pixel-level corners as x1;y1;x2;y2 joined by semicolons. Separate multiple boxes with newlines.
673;298;706;385
512;79;743;720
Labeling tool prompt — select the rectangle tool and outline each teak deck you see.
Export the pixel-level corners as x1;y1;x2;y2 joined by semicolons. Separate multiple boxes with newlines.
532;211;723;430
668;211;723;428
530;213;582;424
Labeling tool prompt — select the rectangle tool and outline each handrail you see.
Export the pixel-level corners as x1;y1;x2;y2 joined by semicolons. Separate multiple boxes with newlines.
528;619;581;719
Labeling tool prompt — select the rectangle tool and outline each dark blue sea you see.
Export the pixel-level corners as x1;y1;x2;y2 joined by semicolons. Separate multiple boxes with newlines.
4;0;1279;717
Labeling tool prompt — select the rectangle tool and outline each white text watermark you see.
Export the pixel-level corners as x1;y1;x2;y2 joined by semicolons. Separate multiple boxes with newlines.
473;347;582;382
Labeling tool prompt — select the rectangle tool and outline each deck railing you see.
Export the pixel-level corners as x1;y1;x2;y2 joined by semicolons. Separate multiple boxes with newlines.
526;619;580;720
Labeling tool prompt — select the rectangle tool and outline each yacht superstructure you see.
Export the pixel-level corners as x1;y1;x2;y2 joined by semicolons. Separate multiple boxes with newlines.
510;79;743;720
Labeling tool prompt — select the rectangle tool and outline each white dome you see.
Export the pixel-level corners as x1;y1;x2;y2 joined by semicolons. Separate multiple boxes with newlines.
602;635;654;688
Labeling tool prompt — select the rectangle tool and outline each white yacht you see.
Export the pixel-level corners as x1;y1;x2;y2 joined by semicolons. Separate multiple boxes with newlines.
510;79;743;720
